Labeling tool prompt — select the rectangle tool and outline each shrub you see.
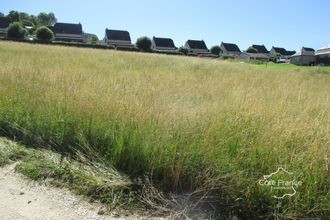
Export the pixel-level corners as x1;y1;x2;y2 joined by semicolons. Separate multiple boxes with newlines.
6;22;27;39
136;36;151;52
210;45;221;56
36;26;54;42
220;55;235;60
177;46;189;55
246;46;258;53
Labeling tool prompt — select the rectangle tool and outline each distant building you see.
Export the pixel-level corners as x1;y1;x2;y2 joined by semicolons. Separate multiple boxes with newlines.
220;42;242;57
270;46;296;60
52;22;84;42
0;17;10;37
104;29;133;47
316;45;330;66
151;36;177;53
245;44;271;61
290;47;316;66
184;40;211;56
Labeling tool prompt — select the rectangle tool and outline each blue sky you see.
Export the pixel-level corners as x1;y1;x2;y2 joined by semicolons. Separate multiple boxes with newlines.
2;0;330;51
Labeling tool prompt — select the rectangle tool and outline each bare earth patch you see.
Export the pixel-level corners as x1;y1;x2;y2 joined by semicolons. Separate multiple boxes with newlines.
0;163;158;220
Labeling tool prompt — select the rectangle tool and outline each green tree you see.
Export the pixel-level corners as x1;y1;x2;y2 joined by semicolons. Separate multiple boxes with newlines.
246;46;258;53
136;36;152;52
6;22;27;39
29;15;39;26
86;34;99;44
0;12;4;17
36;26;54;42
19;12;30;21
7;10;20;22
210;45;221;56
37;12;57;26
177;46;189;55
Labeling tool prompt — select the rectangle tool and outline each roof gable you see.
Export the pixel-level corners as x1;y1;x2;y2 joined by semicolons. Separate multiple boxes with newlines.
272;46;287;55
52;22;83;35
302;47;315;52
0;17;10;29
153;36;176;48
186;40;208;50
252;44;269;53
106;29;131;42
222;42;241;52
285;50;296;56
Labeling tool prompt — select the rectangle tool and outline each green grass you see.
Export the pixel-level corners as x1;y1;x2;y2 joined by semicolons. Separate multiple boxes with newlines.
0;41;329;218
0;137;138;212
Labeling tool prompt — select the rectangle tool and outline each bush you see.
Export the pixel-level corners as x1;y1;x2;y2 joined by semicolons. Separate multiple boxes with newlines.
6;22;27;39
210;45;221;56
246;46;258;53
136;36;151;52
177;46;189;55
36;26;54;42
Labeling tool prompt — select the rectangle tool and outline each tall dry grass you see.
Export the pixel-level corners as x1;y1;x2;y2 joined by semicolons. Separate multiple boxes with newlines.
0;41;329;218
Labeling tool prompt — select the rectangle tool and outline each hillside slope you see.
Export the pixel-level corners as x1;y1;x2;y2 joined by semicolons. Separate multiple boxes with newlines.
0;41;329;219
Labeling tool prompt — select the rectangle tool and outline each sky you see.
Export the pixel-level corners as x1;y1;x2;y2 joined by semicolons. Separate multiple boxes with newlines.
2;0;330;51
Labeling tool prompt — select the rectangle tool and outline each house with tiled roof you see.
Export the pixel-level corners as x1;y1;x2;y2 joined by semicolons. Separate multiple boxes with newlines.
104;29;133;47
220;42;241;57
0;17;10;37
245;44;271;60
51;22;84;42
270;46;296;62
184;40;212;56
290;47;316;66
316;45;330;65
151;36;177;53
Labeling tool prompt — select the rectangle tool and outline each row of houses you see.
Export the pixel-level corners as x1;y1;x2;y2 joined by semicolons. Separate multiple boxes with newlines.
1;18;329;65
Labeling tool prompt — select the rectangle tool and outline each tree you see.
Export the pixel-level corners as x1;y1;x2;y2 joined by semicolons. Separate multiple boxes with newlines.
37;12;57;26
29;15;39;26
177;46;189;55
6;22;27;39
19;12;30;21
0;12;4;17
85;34;99;44
210;45;221;56
246;46;258;53
136;36;152;51
7;10;20;22
36;26;54;42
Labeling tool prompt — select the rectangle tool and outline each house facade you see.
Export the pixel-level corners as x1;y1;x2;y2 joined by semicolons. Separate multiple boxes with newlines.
220;42;242;57
184;40;211;56
290;47;316;66
270;46;296;60
104;29;133;47
151;36;177;52
316;45;330;66
52;22;84;42
245;44;271;61
0;17;10;37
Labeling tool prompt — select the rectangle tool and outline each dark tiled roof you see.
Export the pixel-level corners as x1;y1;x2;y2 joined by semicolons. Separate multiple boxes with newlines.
252;44;269;53
222;42;241;52
153;36;176;48
186;40;208;50
285;50;296;56
106;29;131;42
0;17;10;29
52;22;83;35
272;46;287;55
302;47;315;52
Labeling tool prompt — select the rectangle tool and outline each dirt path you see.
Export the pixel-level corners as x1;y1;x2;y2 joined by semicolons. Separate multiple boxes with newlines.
0;164;150;220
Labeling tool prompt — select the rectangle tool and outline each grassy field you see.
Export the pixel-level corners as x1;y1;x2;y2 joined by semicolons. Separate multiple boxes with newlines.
0;41;329;218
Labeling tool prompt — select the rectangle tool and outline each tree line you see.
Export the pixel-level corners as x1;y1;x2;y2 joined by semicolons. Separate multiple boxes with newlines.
1;10;57;41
